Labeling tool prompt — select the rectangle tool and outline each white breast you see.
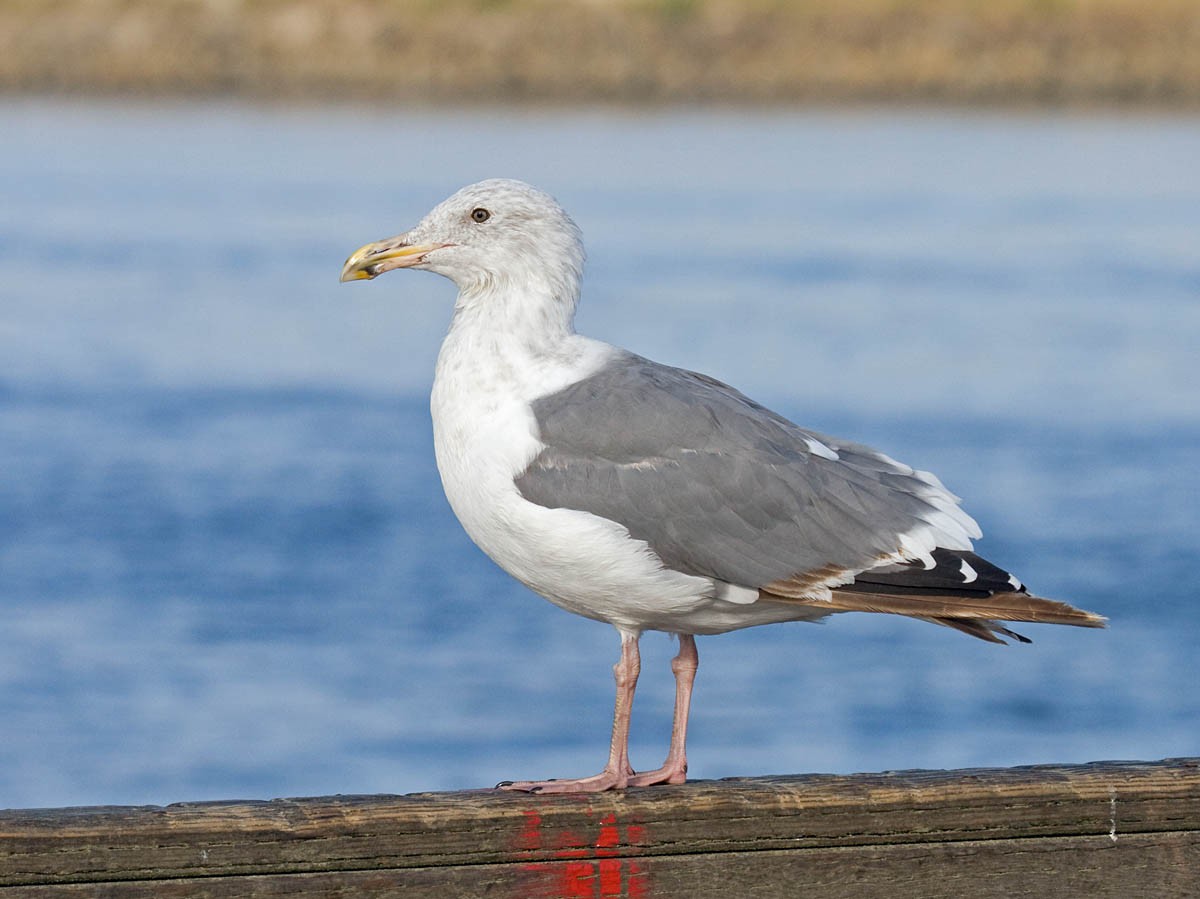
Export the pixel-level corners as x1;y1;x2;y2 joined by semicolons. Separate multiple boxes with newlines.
428;307;833;635
430;320;727;629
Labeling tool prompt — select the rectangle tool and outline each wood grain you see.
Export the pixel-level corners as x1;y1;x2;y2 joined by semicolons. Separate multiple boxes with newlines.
2;758;1197;897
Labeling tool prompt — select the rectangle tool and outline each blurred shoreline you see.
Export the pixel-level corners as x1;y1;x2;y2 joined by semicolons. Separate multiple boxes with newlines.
2;0;1198;107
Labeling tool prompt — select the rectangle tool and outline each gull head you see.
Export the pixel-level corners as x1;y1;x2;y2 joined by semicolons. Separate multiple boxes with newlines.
340;179;585;300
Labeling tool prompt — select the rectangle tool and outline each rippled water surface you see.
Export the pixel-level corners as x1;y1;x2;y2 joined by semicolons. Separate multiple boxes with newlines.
1;100;1197;808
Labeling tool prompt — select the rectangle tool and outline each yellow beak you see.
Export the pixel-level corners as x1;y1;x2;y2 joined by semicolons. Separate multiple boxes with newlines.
339;237;448;282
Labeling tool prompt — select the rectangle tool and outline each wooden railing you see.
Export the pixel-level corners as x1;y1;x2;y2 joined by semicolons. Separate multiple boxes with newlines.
2;758;1197;897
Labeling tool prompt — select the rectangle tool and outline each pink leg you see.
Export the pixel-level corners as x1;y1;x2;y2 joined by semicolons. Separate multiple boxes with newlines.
628;634;697;787
498;630;641;793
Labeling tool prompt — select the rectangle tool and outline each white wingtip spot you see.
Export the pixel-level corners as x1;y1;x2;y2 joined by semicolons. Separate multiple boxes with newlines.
897;532;936;569
1008;574;1024;591
959;559;978;583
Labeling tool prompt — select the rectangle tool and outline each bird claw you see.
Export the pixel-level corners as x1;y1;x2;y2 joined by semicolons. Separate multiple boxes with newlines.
496;770;628;793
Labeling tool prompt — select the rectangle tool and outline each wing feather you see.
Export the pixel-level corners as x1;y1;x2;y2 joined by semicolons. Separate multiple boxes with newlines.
516;353;974;591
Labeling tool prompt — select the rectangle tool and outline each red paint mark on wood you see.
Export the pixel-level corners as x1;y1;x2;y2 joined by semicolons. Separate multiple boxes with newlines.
517;809;543;851
552;829;591;857
513;805;651;898
563;860;599;897
595;813;620;856
627;862;651;899
598;858;623;895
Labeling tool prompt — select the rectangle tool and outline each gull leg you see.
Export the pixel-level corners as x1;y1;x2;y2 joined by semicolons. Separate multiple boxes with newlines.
499;630;641;793
628;633;697;787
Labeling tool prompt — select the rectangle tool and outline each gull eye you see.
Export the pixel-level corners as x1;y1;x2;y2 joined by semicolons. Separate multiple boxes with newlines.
471;207;491;223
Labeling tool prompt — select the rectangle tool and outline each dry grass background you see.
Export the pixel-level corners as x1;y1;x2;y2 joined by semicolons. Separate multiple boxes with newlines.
2;0;1199;105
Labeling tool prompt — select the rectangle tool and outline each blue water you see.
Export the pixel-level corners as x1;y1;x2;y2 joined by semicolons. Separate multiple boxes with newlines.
1;100;1198;809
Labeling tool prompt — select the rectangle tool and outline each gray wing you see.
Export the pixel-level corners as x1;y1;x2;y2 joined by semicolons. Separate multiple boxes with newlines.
515;352;980;592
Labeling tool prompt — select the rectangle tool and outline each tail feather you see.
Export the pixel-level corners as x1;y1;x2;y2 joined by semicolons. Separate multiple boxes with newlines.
760;585;1106;644
926;616;1033;645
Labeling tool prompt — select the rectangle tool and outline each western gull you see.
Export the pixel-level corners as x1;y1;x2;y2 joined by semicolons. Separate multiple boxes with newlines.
340;178;1105;793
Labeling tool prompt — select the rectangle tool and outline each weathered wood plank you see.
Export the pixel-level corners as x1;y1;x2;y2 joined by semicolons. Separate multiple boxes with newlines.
7;831;1200;899
2;758;1197;897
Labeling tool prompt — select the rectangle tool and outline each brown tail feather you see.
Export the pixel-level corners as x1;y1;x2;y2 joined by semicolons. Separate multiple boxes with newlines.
760;586;1106;642
927;617;1033;645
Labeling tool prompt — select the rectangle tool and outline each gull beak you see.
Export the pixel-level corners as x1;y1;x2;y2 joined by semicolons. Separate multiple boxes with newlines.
339;235;449;282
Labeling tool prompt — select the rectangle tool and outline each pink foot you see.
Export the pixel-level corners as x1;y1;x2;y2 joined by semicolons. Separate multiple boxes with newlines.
626;762;687;787
497;766;633;794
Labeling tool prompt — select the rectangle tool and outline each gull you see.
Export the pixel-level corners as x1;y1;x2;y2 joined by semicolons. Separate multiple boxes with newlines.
341;179;1104;793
